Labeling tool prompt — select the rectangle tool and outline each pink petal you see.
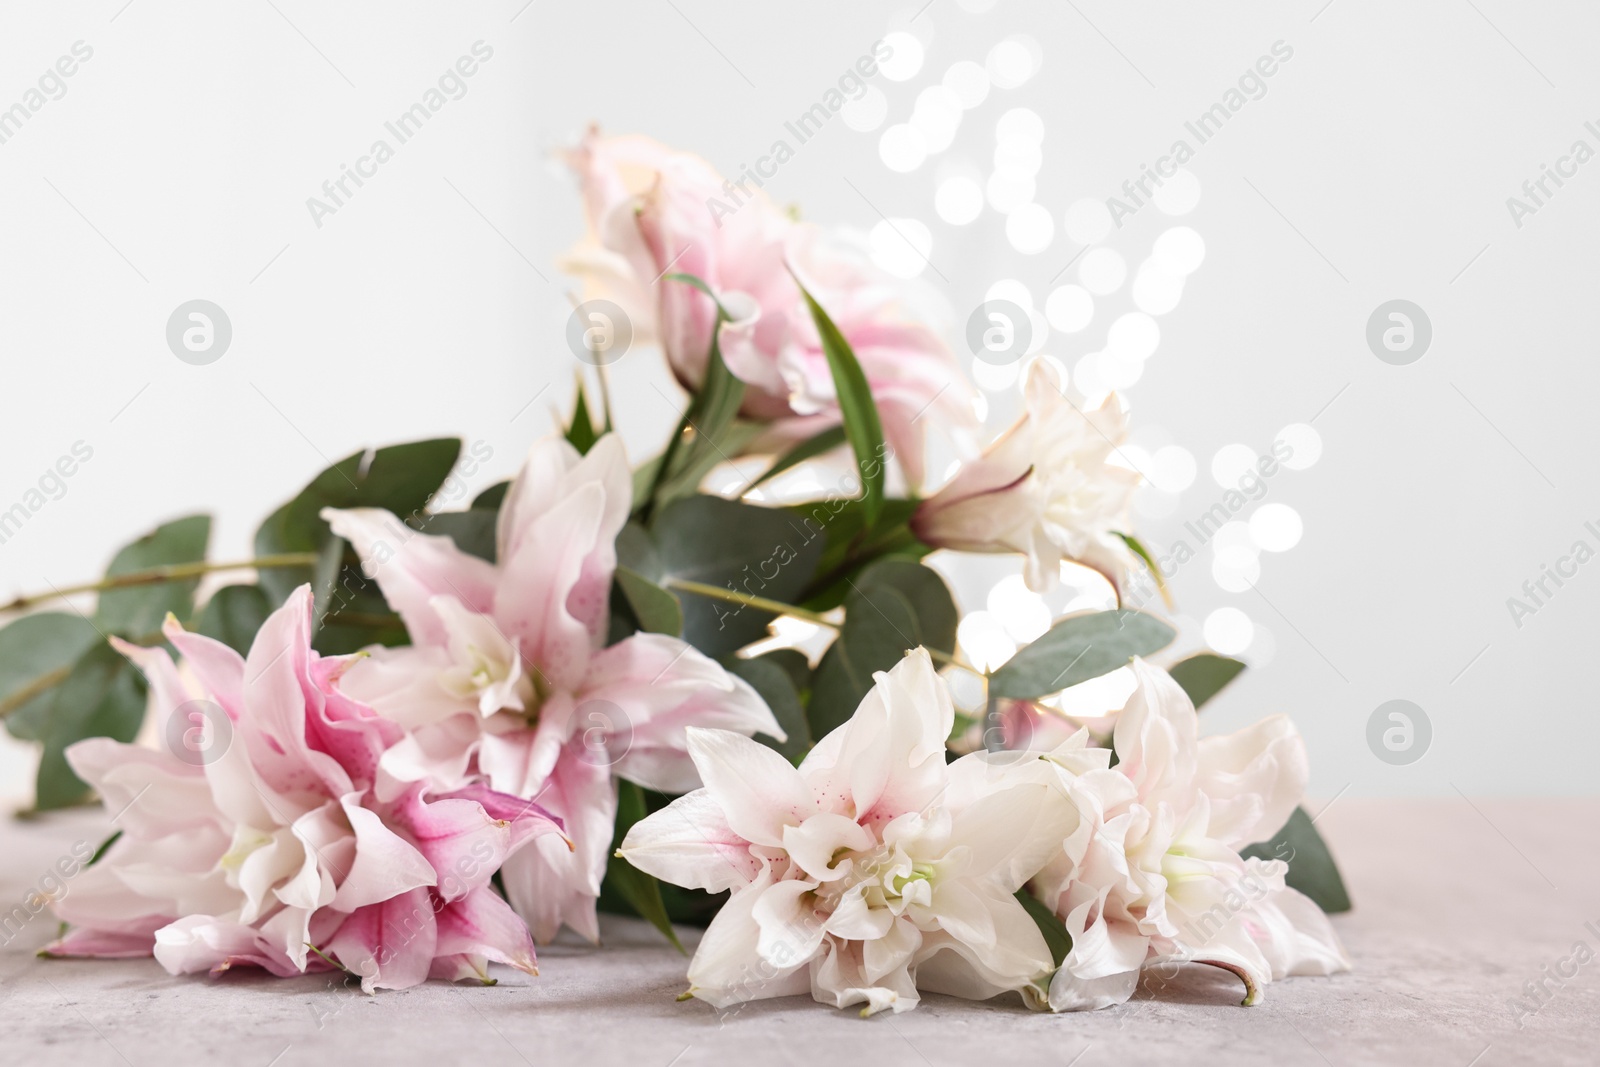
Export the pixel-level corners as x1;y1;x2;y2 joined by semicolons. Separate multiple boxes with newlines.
582;632;784;795
326;886;438;992
435;886;538;977
320;507;499;648
330;794;437;912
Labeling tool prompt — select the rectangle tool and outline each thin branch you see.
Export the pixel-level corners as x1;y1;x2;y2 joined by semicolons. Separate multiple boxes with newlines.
1;554;321;615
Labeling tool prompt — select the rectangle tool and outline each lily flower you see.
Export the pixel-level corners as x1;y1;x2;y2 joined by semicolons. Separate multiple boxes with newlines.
45;587;564;991
323;433;783;943
913;360;1141;593
619;648;1076;1015
562;128;976;487
1022;658;1350;1010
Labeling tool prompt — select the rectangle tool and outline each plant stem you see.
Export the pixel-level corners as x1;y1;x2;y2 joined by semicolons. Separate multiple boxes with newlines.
0;553;321;615
662;578;976;673
664;578;839;629
0;665;71;720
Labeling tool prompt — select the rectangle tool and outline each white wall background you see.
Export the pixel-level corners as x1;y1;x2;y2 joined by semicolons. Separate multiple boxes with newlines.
1;0;1595;804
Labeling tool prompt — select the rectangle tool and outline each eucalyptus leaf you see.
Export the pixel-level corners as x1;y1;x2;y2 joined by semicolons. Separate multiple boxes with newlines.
0;613;103;741
1168;653;1247;710
195;584;272;656
988;610;1176;701
35;642;146;811
615;566;683;637
96;514;211;636
808;559;957;738
410;509;499;564
797;284;888;528
1241;806;1351;914
473;480;510;510
254;438;463;608
648;495;824;659
724;652;811;762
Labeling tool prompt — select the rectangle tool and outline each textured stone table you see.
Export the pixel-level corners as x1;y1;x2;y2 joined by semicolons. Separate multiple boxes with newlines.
2;799;1595;1067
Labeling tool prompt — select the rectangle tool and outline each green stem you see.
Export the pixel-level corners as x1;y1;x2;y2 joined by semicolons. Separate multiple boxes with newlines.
0;665;71;720
664;578;838;629
663;578;975;673
0;553;321;615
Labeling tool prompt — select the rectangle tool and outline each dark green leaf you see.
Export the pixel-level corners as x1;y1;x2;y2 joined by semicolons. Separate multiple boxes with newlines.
1168;653;1247;710
88;830;122;866
748;425;848;490
473;480;510;510
1241;806;1351;914
809;560;957;738
793;497;929;612
988;610;1176;701
604;780;686;952
797;283;888;528
35;642;146;811
615;566;683;637
0;613;103;741
724;652;811;762
564;378;600;455
195;585;272;656
1015;889;1072;967
648;496;825;658
96;515;211;636
254;438;463;608
410;509;499;564
643;273;747;517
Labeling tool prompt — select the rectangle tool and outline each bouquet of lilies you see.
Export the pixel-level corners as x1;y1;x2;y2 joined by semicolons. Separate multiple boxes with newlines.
1;129;1349;1015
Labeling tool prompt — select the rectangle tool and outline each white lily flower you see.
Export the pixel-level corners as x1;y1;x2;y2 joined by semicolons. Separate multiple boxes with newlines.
1025;658;1350;1010
913;360;1141;593
619;649;1078;1016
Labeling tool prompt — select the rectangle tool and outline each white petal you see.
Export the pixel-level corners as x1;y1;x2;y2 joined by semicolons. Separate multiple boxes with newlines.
618;789;763;893
1197;715;1308;848
686;728;814;847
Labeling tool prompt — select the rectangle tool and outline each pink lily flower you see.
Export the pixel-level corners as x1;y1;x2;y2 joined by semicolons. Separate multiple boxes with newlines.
562;128;977;487
323;433;784;942
45;586;564;991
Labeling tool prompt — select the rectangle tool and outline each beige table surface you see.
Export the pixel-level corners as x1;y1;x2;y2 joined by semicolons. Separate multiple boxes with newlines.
1;798;1595;1067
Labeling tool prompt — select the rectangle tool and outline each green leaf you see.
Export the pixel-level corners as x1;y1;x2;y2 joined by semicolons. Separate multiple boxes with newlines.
647;495;825;658
88;830;122;866
410;509;498;564
615;566;683;637
96;515;211;636
797;283;888;529
808;560;957;738
604;780;686;952
254;439;462;653
1116;531;1170;607
643;273;747;517
564;377;600;455
1241;806;1352;914
793;497;929;612
195;584;272;656
748;425;848;491
724;652;812;762
988;610;1176;701
35;642;146;811
0;613;103;741
473;480;510;510
1168;653;1247;710
254;438;463;609
1015;889;1072;967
